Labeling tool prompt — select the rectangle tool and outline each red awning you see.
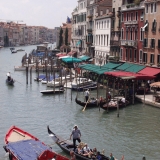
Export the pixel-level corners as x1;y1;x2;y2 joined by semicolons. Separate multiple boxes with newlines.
138;67;160;76
56;53;67;57
67;51;77;56
105;71;155;80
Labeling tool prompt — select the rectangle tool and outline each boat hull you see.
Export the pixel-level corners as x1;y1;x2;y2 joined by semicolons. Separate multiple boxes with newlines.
40;89;64;94
6;79;14;85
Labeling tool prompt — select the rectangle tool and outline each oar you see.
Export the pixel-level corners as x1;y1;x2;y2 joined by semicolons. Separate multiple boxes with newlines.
48;138;70;147
14;80;23;85
82;97;90;112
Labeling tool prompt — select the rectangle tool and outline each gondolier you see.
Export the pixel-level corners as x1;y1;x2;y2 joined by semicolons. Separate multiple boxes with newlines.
70;125;81;151
6;72;11;81
85;89;90;102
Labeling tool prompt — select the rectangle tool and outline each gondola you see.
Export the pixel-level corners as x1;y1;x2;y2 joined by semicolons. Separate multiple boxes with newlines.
75;97;99;108
6;79;14;85
99;99;130;111
40;89;65;94
4;125;69;160
47;126;109;160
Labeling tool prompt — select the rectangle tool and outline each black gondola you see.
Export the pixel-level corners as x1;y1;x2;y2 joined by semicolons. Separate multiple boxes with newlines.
47;126;109;160
75;97;98;108
6;79;14;85
40;89;64;94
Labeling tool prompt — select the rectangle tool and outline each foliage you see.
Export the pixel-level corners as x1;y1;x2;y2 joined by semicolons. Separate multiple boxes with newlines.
134;0;140;5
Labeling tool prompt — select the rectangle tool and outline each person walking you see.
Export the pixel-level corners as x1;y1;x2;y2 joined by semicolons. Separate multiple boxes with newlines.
70;125;81;151
85;89;90;102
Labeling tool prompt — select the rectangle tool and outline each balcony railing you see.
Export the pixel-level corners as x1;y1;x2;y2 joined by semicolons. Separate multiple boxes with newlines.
124;20;138;25
110;40;120;46
87;29;92;33
121;2;144;11
121;40;137;48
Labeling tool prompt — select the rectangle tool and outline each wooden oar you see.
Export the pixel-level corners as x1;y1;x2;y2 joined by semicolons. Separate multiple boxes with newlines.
82;97;90;111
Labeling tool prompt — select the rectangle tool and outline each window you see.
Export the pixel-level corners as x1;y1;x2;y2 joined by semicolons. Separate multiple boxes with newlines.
99;22;100;29
151;4;153;13
102;21;103;29
134;50;137;62
141;11;144;20
107;35;108;46
97;22;98;29
150;54;154;63
127;13;129;21
152;19;156;32
126;49;128;61
150;39;155;48
107;20;109;28
157;55;160;63
126;29;128;40
143;38;148;47
130;28;133;40
130;49;132;61
154;3;157;12
104;35;106;46
131;13;133;21
112;19;115;28
121;13;124;22
120;48;123;60
135;29;137;40
158;39;160;49
104;21;106;28
143;53;147;63
121;29;124;39
145;20;149;32
135;12;138;20
139;50;143;63
146;4;148;13
140;28;143;41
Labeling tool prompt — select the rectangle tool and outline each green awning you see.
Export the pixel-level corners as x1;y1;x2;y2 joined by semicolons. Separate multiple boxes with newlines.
62;57;82;63
116;62;134;71
79;55;91;61
125;64;146;73
102;62;122;69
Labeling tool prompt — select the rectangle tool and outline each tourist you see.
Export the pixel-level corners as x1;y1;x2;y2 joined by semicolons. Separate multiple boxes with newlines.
85;89;90;102
70;125;81;151
109;153;115;160
96;151;102;160
70;151;76;160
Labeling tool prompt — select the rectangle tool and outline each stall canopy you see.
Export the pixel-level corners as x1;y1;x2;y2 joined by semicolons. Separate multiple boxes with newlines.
102;62;123;69
61;57;82;63
104;71;155;80
138;67;160;76
78;55;91;61
125;64;146;73
116;62;134;71
80;64;113;75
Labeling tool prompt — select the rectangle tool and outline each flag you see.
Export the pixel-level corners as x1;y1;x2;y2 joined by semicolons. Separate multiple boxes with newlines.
67;16;71;23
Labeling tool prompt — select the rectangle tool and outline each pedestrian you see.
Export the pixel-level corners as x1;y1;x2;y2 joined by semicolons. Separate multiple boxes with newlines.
70;151;76;160
85;89;90;102
110;153;115;160
70;125;81;151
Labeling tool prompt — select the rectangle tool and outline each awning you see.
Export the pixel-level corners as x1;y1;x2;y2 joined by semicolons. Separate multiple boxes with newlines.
138;67;160;76
102;62;122;69
125;64;146;73
56;53;67;57
104;71;155;80
68;51;77;56
78;55;91;61
116;62;134;71
59;56;70;59
62;57;82;63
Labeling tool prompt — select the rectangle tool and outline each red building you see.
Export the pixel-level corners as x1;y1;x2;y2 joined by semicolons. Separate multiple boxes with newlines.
120;0;145;63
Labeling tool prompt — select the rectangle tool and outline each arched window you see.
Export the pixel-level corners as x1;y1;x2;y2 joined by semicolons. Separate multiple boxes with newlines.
126;28;128;40
121;28;124;39
130;28;133;40
140;28;143;41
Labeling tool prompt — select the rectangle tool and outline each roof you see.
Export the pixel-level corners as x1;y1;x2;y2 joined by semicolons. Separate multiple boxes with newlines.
62;57;82;63
6;139;52;160
138;67;160;76
104;71;155;80
78;55;91;61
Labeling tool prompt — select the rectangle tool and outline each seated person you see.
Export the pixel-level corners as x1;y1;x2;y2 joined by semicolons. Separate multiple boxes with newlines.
76;142;85;154
82;143;93;158
96;151;102;160
90;97;97;103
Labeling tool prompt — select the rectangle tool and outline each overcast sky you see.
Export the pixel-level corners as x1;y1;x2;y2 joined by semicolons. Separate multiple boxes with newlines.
0;0;77;29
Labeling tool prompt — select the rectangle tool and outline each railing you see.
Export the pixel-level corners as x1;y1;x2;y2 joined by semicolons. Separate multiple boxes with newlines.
121;2;144;10
124;20;138;25
121;40;137;47
110;40;120;46
87;29;92;33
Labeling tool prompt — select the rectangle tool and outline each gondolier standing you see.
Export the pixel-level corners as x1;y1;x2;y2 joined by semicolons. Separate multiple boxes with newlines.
6;72;11;81
70;125;81;151
85;89;90;102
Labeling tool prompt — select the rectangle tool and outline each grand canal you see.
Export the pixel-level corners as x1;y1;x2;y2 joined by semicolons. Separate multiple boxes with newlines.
0;46;160;160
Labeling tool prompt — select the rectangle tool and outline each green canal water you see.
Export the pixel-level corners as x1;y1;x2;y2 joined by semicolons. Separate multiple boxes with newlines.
0;46;160;160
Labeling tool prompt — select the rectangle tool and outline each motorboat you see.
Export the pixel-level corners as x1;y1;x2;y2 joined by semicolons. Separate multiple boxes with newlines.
41;75;59;84
71;77;97;91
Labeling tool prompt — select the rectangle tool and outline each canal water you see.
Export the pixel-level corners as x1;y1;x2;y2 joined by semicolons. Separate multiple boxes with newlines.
0;46;160;160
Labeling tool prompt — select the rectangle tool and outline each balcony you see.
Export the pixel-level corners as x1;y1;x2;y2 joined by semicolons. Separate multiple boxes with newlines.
121;40;137;48
121;2;144;11
124;20;138;25
87;29;92;33
110;40;120;46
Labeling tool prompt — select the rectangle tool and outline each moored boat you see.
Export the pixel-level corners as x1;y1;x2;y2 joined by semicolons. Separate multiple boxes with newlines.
4;125;69;160
47;126;110;160
6;79;14;85
40;89;65;94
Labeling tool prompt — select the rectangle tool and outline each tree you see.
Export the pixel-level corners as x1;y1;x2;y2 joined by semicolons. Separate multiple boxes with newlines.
58;27;63;49
65;27;68;45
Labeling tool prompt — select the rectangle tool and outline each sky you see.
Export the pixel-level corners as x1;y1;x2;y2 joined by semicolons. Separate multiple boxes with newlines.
0;0;77;29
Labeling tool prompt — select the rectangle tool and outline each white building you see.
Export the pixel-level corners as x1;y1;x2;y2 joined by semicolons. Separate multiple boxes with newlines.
94;15;112;66
71;0;88;56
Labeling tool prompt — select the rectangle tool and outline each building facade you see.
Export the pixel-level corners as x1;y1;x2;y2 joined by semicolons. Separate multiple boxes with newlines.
120;0;145;63
143;0;160;67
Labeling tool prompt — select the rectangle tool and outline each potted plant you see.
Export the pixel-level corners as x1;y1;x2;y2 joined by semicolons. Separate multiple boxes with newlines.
134;0;140;6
